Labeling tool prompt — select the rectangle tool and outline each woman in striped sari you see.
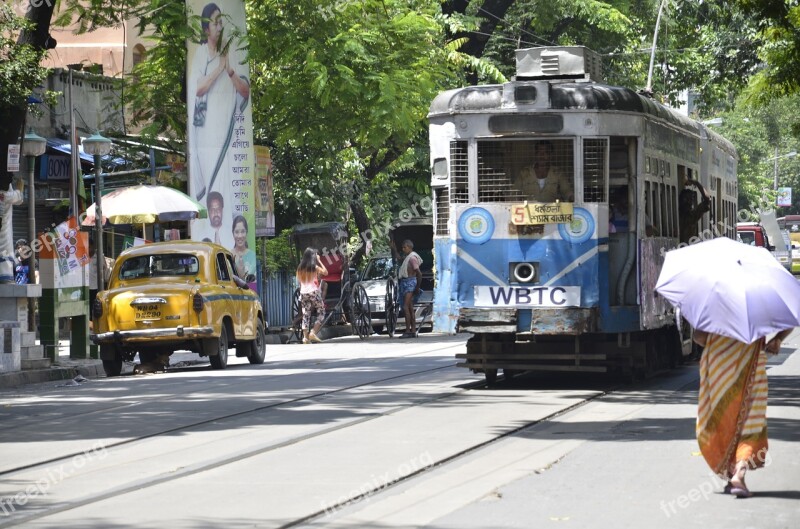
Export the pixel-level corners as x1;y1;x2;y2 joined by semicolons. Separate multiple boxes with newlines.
693;328;792;498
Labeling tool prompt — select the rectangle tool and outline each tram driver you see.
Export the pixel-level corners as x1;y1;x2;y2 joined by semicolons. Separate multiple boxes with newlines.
517;141;574;202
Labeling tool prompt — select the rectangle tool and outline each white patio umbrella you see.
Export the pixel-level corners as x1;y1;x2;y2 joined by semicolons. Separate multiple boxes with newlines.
82;185;208;226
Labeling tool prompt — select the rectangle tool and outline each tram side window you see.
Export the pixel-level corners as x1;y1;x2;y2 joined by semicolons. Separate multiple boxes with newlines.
669;184;678;237
583;138;608;203
663;185;672;237
450;141;469;203
513;139;574;202
434;187;449;236
659;183;668;237
645;181;659;237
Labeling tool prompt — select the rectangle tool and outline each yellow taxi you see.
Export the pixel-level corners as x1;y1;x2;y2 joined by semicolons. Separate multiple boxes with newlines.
91;241;266;376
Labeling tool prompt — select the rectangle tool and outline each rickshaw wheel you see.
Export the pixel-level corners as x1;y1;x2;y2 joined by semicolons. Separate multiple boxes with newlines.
291;288;302;342
350;284;372;340
385;279;398;338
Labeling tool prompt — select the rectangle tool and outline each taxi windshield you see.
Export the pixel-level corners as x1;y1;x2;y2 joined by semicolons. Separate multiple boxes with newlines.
119;254;199;280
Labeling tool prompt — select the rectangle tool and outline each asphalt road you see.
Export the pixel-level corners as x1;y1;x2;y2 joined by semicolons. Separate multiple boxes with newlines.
0;331;797;528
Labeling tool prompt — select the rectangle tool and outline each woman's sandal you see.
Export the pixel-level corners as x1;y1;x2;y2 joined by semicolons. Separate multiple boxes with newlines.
723;482;732;494
729;465;753;498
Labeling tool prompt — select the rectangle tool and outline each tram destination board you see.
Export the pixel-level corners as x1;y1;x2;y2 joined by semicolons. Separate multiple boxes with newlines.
511;202;573;225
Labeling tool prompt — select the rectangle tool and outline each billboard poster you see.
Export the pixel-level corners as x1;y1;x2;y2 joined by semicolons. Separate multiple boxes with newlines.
254;145;275;237
187;0;256;284
777;187;792;208
38;216;90;290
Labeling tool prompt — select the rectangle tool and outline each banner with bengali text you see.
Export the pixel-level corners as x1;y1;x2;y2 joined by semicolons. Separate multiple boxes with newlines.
186;0;256;281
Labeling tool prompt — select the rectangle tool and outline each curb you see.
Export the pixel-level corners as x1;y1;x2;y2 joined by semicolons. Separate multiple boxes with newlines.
0;363;106;390
2;334;292;390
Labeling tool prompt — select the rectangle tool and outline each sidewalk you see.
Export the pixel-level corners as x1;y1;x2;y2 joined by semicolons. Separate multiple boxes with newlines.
0;330;288;390
0;341;105;390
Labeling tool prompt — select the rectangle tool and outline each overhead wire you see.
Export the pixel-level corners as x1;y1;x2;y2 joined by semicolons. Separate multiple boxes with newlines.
475;6;560;48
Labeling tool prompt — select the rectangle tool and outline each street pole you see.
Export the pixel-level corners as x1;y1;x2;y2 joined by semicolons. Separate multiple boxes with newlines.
645;0;668;94
21;130;46;332
27;154;36;285
82;133;112;301
94;154;104;295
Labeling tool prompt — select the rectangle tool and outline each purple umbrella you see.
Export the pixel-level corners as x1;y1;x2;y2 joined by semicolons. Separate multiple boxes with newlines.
655;237;800;344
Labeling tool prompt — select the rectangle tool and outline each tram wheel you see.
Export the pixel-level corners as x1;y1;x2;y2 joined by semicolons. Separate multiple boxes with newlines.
484;369;498;385
350;284;372;340
290;288;302;343
210;325;229;370
385;279;398;338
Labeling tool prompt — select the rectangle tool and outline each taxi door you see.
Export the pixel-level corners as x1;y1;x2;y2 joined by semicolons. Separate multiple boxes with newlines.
225;253;255;339
213;252;239;336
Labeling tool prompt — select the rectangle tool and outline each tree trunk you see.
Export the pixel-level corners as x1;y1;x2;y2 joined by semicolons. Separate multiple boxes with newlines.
349;189;371;268
0;2;56;189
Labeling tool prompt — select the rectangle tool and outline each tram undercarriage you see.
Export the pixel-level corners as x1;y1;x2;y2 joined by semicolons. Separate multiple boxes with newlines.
457;326;687;383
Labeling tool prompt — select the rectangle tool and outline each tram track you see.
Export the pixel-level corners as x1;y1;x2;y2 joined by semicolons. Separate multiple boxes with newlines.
0;343;491;527
281;383;609;529
0;340;620;528
0;342;465;477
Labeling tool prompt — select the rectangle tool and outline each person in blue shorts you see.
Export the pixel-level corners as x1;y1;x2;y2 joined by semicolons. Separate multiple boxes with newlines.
391;238;422;338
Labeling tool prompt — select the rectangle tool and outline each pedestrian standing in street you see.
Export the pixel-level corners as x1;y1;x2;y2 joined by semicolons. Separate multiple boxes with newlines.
693;327;794;497
296;247;328;344
391;238;422;338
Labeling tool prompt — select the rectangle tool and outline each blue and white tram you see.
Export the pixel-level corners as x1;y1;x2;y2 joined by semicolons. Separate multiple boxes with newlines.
428;46;738;381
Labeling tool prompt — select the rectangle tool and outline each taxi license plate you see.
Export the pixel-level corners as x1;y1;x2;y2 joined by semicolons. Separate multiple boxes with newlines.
135;305;162;321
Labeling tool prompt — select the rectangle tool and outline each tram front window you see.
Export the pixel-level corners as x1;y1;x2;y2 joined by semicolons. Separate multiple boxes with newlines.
516;140;573;202
476;139;575;203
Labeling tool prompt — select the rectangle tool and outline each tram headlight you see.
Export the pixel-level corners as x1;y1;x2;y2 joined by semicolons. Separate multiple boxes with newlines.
511;262;538;283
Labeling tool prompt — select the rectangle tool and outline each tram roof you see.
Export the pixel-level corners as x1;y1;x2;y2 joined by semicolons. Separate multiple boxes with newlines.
429;82;702;134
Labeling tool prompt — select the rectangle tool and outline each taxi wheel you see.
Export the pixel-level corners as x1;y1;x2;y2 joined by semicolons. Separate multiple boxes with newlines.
210;326;229;370
102;359;122;377
248;319;266;365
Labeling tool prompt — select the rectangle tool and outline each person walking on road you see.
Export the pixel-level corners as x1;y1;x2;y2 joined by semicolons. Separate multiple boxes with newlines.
296;248;328;344
391;239;422;339
693;328;793;497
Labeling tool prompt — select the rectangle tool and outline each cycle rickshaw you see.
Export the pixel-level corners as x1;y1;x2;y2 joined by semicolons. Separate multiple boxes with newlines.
358;217;434;337
290;222;372;341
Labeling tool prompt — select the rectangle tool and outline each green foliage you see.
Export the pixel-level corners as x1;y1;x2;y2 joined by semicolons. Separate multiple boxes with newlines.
260;228;296;274
0;5;49;111
248;0;462;243
732;1;800;105
125;1;195;145
712;95;800;215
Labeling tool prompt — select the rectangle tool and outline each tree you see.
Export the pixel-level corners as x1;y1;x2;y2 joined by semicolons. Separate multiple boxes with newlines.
713;96;800;216
0;2;55;189
733;0;800;105
248;0;471;263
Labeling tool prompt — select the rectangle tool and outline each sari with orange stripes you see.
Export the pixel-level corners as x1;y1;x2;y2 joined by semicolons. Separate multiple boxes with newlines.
696;333;769;479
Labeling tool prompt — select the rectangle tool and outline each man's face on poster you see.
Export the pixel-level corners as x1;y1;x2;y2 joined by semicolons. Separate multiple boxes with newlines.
209;198;223;229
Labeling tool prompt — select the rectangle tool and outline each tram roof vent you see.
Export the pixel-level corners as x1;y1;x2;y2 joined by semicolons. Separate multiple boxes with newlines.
515;46;602;83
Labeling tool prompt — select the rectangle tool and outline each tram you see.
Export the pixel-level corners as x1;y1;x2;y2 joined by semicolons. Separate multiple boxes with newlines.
428;46;739;381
